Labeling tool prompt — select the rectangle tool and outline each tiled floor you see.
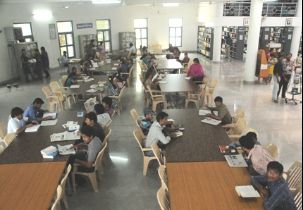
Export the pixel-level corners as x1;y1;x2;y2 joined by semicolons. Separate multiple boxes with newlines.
0;54;301;210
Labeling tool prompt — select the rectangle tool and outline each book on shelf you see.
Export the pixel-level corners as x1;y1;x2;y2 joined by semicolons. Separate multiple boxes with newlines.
40;146;58;159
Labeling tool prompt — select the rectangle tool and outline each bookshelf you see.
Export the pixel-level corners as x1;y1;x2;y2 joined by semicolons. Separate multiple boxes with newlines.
119;32;136;51
221;26;247;60
197;26;214;60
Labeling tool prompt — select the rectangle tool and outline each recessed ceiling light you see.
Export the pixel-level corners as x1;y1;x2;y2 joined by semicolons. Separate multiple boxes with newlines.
162;3;180;7
64;6;69;9
92;0;121;4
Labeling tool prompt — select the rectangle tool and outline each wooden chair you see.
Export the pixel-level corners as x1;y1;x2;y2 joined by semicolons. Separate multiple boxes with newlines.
284;161;302;192
133;128;157;176
185;83;207;109
103;120;112;136
50;185;63;210
42;86;62;112
60;164;71;209
265;143;279;159
157;186;170;210
204;79;218;106
147;86;167;112
0;144;5;154
158;165;168;191
224;118;247;142
151;143;165;166
72;143;107;192
139;60;148;72
3;133;16;147
109;86;126;115
102;129;111;157
294;187;302;210
84;97;97;113
130;108;140;124
59;75;68;87
0;122;6;139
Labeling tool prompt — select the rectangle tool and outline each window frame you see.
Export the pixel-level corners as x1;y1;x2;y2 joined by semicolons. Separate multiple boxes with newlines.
169;18;183;47
13;22;34;42
96;19;112;52
134;18;148;49
56;20;75;58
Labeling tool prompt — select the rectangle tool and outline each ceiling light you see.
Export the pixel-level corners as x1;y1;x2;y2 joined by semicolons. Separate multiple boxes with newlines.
162;3;180;7
64;6;69;9
92;0;121;4
263;0;277;2
32;9;53;21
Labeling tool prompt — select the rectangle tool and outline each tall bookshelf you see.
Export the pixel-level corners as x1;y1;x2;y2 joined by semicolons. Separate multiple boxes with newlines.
119;32;136;50
197;26;214;60
221;26;247;60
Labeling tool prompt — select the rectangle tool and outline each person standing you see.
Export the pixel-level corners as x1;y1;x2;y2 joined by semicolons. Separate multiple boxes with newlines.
33;48;43;80
40;47;50;78
127;43;137;59
272;56;283;103
21;49;32;82
225;34;233;62
277;53;294;102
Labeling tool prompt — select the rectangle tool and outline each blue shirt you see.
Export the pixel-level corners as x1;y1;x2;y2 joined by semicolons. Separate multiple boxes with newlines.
24;105;40;121
251;175;296;210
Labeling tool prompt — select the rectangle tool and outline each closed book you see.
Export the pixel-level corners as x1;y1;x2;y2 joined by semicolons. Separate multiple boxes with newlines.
40;146;58;159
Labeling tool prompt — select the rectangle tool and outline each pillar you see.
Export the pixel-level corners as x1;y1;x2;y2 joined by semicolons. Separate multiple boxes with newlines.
290;0;302;59
244;0;263;82
212;2;224;62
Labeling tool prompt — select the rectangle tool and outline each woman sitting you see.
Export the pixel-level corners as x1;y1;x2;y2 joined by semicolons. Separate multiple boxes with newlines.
187;58;205;82
64;71;77;87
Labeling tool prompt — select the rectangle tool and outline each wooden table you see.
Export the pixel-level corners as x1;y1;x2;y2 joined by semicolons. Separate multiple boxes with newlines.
0;162;66;210
92;63;119;75
167;161;263;210
159;74;198;93
0;111;83;164
164;109;231;162
156;59;183;72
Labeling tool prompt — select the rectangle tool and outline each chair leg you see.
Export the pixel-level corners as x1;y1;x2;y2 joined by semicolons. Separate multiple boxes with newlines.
62;193;69;209
143;158;152;176
88;173;99;192
185;100;189;108
71;173;77;192
152;102;157;112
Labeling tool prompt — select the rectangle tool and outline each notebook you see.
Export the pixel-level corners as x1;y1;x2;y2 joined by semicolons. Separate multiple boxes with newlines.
50;131;80;142
70;85;80;89
235;185;261;198
43;112;57;120
40;146;58;159
25;124;41;133
201;118;221;126
199;110;218;116
41;119;58;126
224;154;248;167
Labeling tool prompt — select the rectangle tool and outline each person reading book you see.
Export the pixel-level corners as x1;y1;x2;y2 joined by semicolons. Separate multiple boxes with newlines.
70;126;102;172
24;98;51;122
206;96;232;125
239;135;273;176
83;112;105;143
251;161;296;210
94;104;111;128
7;107;34;135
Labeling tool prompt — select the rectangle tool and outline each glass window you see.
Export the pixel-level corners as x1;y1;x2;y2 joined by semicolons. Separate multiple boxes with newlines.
57;21;73;33
96;19;112;52
169;18;182;47
96;20;110;30
57;21;75;58
13;22;34;42
134;18;148;49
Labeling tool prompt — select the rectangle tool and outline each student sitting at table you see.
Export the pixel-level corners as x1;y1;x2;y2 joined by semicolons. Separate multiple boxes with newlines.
239;135;273;176
144;71;160;90
139;108;154;136
182;52;190;65
58;51;68;67
102;96;114;117
71;126;103;172
94;104;111;128
187;58;205;82
229;131;261;148
145;112;171;149
206;96;232;125
24;98;51;122
83;112;105;143
7;107;35;135
251;161;296;210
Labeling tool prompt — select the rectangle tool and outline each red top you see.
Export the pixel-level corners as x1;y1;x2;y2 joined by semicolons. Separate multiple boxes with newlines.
188;63;204;78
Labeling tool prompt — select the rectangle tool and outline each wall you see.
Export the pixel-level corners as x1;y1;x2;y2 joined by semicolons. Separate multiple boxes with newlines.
0;2;199;83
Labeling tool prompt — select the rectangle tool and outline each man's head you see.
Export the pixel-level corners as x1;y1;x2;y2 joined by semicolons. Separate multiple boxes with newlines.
239;135;255;153
246;132;258;144
32;98;44;110
102;96;112;109
94;103;105;115
11;107;24;120
286;53;292;61
130;43;134;47
84;112;98;126
156;112;169;126
80;126;95;144
41;47;45;52
266;161;284;182
184;52;188;56
214;96;223;107
144;108;154;120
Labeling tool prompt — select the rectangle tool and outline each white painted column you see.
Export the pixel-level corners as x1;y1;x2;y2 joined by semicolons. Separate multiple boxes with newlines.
212;2;224;62
290;0;302;59
244;0;263;82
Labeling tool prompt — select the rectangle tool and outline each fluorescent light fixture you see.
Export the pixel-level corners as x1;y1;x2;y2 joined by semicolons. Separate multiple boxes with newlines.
32;9;53;21
162;3;180;7
64;6;69;9
109;155;129;163
264;0;277;2
92;0;121;4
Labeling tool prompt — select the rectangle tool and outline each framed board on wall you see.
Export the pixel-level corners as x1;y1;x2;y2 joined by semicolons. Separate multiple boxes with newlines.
49;24;56;40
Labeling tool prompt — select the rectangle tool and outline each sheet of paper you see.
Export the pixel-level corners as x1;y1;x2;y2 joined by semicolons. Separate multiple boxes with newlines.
235;185;260;198
201;118;221;126
25;124;41;133
43;112;57;119
41;119;58;126
70;85;80;89
50;131;80;142
90;84;98;89
158;81;168;84
224;154;248;167
86;89;97;93
199;110;218;116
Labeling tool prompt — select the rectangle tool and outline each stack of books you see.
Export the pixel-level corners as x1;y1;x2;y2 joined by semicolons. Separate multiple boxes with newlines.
40;146;58;159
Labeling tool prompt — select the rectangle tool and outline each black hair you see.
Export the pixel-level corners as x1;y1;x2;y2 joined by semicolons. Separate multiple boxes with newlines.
214;96;223;103
156;112;169;122
239;135;255;150
246;132;257;142
33;98;44;105
267;161;284;175
11;107;24;118
80;125;95;137
130;43;133;47
102;96;113;107
94;103;105;115
193;58;200;64
41;47;45;51
85;112;98;123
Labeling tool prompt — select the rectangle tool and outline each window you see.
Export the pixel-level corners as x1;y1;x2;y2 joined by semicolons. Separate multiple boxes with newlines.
96;19;112;52
57;21;75;58
169;18;183;47
13;22;34;42
134;18;148;49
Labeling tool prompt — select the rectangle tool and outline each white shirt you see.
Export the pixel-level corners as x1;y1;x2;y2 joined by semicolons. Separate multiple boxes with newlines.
97;113;111;128
145;121;171;148
129;46;137;54
7;116;26;134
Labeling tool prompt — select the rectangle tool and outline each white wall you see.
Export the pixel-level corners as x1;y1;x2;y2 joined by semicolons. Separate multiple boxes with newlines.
0;2;198;83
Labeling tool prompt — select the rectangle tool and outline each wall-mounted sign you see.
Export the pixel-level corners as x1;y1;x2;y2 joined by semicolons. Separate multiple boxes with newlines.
285;18;292;26
243;18;250;26
49;24;56;40
76;23;93;29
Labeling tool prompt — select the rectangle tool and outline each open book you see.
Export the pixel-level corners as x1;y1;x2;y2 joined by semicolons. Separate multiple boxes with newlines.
43;112;57;120
201;118;221;126
25;124;41;133
235;185;261;198
57;144;76;155
199;110;219;116
224;154;248;167
41;119;58;127
50;131;80;142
